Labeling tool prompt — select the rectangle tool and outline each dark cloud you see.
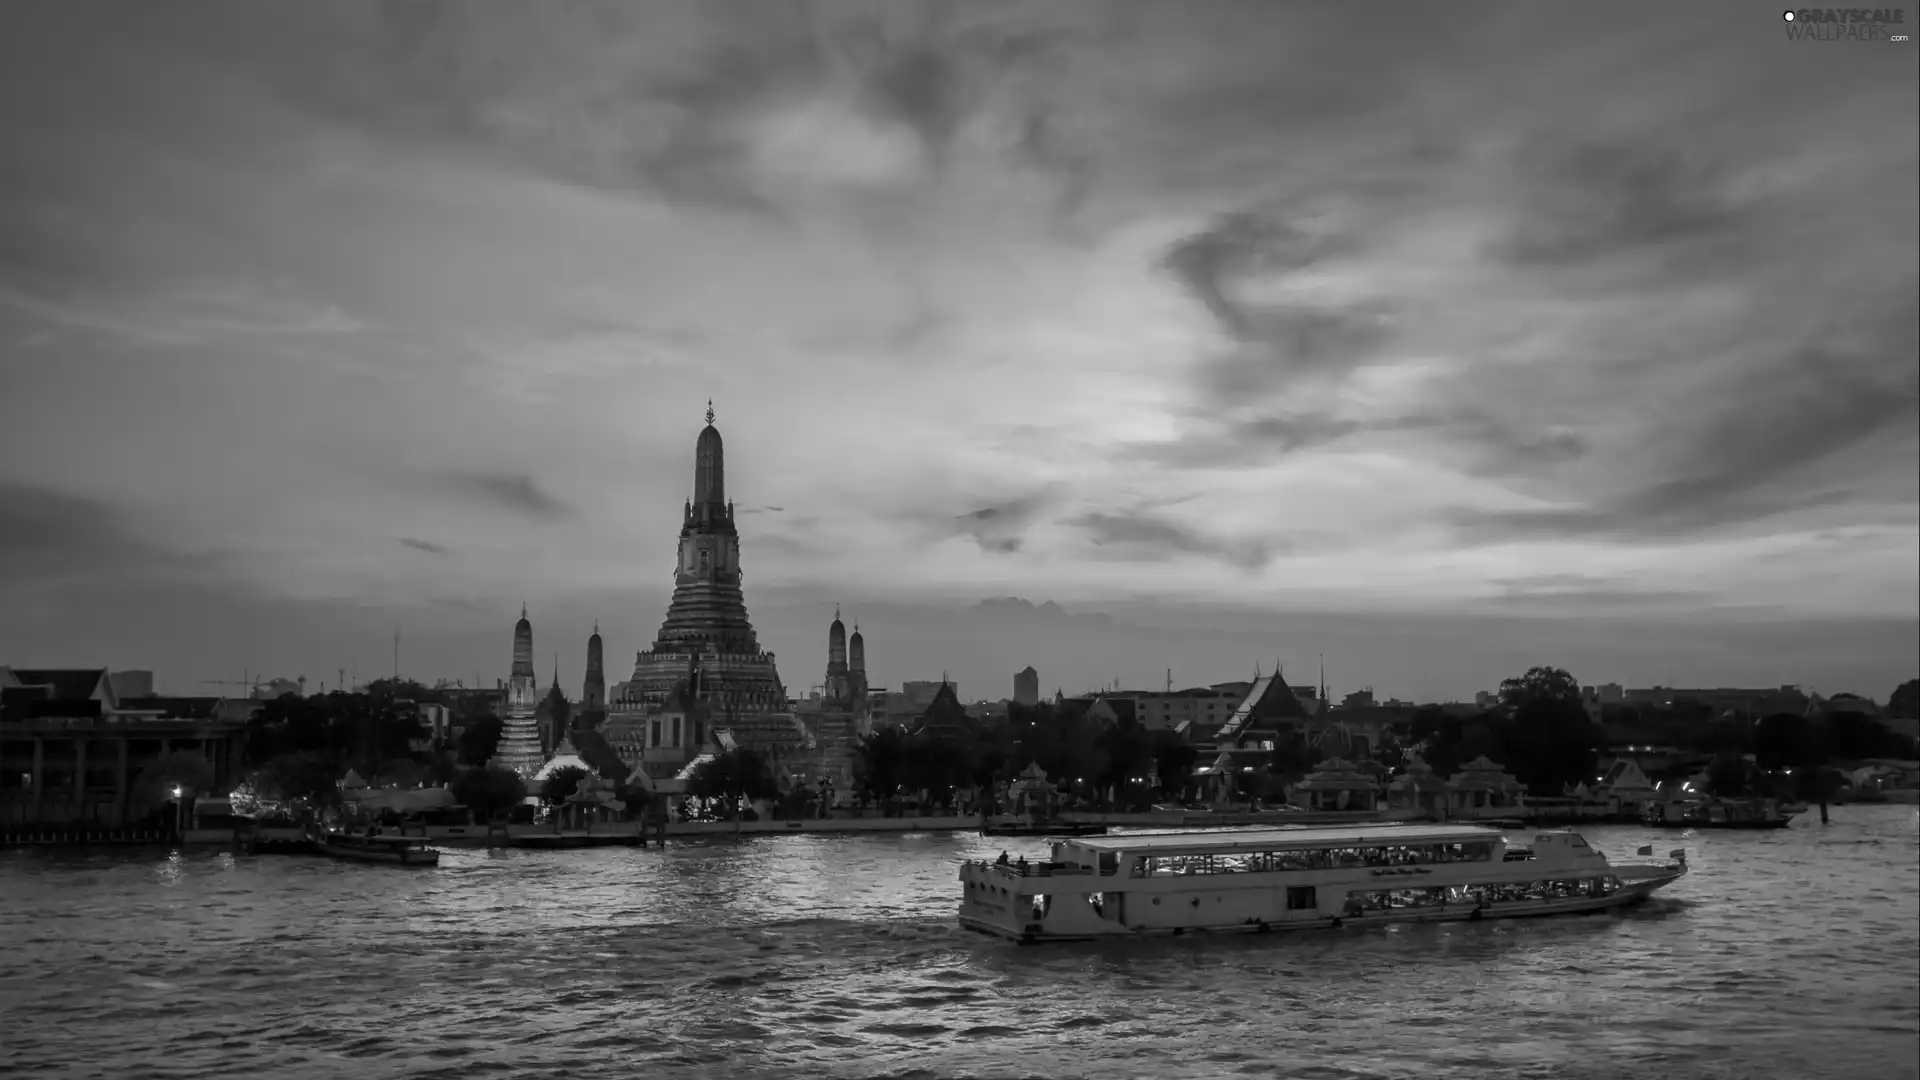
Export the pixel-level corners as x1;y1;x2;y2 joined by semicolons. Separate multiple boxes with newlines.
1126;409;1587;478
1160;208;1396;400
0;483;229;589
442;472;573;519
735;505;785;515
398;537;450;555
1454;283;1920;543
1066;511;1274;572
1488;574;1715;611
1491;137;1763;274
946;492;1056;554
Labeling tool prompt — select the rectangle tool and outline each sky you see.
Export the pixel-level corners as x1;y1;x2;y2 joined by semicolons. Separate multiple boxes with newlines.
1;1;1916;703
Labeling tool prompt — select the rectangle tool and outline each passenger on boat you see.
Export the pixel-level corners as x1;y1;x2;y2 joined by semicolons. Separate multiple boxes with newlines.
1015;856;1029;874
996;851;1010;866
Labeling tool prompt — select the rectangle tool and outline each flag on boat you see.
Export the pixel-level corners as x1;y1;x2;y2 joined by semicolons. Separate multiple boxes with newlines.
1636;845;1653;855
1669;849;1686;860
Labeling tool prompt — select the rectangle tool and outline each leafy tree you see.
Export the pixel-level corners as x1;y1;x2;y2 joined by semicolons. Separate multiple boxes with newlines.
245;752;342;808
131;751;217;816
1704;755;1755;797
1095;719;1154;792
1150;732;1199;794
1753;712;1827;771
451;766;528;822
539;765;589;807
1889;679;1919;719
685;748;779;813
1498;666;1583;709
456;716;505;766
1827;710;1916;760
1269;730;1323;780
363;678;444;703
853;726;911;802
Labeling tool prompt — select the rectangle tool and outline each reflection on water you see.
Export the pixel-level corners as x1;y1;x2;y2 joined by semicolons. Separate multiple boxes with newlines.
2;808;1915;1080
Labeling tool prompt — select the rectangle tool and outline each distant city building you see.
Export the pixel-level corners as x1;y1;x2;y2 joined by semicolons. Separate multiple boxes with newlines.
1342;689;1375;709
1118;687;1239;732
108;670;154;699
1013;666;1039;706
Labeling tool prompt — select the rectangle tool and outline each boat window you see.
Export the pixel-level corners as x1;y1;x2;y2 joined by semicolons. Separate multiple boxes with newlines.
1125;838;1495;877
1286;885;1316;911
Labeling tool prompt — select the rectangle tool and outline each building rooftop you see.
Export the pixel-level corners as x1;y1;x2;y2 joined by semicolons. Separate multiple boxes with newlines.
1069;822;1503;854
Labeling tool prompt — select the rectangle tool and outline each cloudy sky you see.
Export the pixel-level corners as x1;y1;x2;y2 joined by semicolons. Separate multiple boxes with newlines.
2;1;1915;703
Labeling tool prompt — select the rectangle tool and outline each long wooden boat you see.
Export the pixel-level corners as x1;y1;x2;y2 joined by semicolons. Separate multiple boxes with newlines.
1644;798;1795;830
958;823;1685;944
314;831;442;866
981;818;1109;838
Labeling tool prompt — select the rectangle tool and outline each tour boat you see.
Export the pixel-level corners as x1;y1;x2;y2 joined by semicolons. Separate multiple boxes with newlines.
957;823;1686;943
1644;798;1795;830
313;830;443;867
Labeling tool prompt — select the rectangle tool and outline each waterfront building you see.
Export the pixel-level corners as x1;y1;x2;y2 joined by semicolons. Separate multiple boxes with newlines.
1384;757;1448;817
1445;755;1528;817
0;667;250;828
1288;756;1381;811
490;606;545;779
1013;665;1039;707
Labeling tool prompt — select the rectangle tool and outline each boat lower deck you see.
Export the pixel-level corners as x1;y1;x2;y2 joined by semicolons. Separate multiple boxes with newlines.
960;871;1681;943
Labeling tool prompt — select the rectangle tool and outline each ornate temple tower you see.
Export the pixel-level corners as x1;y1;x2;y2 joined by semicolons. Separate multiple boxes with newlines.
626;403;787;722
824;606;850;705
492;604;545;778
583;622;606;711
848;621;869;715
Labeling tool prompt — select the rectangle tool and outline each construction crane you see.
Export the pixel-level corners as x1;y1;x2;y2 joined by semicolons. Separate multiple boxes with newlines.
202;671;268;698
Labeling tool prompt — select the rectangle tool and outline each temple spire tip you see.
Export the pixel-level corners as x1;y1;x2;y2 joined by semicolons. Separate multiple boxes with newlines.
705;398;715;425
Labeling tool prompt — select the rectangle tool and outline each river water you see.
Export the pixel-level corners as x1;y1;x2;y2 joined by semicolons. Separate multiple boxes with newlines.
2;807;1915;1080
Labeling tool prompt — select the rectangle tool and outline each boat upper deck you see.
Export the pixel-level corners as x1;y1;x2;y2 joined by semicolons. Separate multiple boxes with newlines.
1066;823;1503;855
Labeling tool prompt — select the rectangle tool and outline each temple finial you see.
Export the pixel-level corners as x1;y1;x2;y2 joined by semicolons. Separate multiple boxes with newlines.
705;398;715;425
521;602;527;619
834;602;841;620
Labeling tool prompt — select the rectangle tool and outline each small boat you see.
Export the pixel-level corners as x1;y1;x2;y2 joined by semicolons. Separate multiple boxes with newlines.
958;822;1686;944
313;830;442;866
1644;798;1794;830
982;819;1110;838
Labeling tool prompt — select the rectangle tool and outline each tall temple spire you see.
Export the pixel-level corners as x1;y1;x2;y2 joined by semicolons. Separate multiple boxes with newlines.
629;409;785;721
692;403;726;518
512;605;534;678
583;621;606;710
828;605;847;667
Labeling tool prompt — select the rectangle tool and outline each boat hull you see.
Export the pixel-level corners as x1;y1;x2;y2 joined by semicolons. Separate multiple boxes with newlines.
961;869;1683;943
958;825;1688;945
982;823;1110;838
1644;818;1792;830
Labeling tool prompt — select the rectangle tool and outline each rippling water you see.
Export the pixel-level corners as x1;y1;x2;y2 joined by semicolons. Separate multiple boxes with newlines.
3;807;1916;1080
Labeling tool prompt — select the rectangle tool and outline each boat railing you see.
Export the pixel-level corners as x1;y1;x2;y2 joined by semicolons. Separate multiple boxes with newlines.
971;860;1099;879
